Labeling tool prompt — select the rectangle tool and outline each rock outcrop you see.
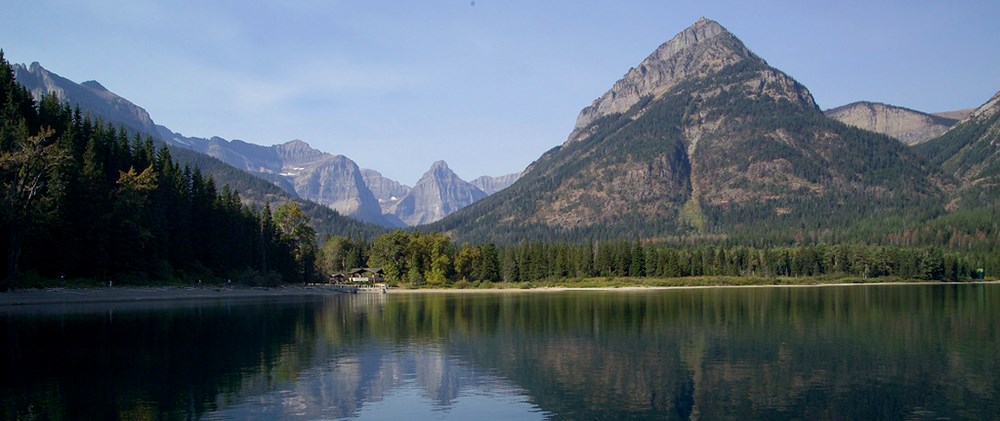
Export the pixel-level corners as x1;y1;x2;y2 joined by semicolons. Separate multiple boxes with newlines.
825;101;957;145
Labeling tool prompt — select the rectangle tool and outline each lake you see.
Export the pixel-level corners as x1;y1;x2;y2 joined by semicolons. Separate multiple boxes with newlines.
2;284;998;419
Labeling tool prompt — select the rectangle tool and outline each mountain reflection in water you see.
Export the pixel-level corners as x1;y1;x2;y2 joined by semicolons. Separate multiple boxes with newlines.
2;284;998;419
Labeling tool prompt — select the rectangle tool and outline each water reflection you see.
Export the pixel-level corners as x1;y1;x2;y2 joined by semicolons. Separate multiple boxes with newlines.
2;285;998;419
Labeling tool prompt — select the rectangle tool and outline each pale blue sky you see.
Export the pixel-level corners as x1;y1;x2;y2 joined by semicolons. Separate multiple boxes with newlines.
3;1;999;185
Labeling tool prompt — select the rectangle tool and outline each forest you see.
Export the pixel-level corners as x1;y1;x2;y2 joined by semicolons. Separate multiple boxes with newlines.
0;53;315;290
318;230;983;286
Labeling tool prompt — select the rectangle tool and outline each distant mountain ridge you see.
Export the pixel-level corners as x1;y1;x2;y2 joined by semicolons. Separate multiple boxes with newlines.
825;101;958;145
471;172;522;195
13;61;520;226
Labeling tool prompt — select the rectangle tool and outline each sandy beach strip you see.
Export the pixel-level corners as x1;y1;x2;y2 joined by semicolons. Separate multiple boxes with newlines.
3;280;995;306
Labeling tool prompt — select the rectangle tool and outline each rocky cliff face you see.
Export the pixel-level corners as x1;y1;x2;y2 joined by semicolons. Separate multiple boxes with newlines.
389;161;487;226
360;169;412;213
13;62;157;134
470;172;522;195
289;153;386;222
825;101;957;145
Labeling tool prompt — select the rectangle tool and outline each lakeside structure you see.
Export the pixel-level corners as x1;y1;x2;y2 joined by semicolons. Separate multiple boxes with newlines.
347;268;388;293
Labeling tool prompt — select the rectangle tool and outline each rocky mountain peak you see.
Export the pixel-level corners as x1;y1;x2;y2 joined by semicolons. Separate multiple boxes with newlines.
428;160;452;176
567;17;758;143
275;139;327;166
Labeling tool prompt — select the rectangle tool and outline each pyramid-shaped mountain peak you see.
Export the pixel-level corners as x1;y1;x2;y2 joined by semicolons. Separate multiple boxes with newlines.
433;18;943;243
389;160;486;226
567;18;793;143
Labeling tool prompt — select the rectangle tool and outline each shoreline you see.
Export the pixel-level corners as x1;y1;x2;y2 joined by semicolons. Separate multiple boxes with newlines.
389;280;1000;293
3;281;997;306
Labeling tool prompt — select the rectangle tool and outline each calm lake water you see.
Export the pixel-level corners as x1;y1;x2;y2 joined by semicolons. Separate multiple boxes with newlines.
2;284;998;419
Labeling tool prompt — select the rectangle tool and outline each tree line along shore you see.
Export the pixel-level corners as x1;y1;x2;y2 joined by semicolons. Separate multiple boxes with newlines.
0;53;993;291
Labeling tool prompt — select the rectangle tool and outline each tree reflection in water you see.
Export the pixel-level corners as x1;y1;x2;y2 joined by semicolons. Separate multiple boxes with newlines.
2;284;998;419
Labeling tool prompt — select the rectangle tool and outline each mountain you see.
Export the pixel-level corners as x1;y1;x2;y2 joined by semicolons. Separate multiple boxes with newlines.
825;101;958;145
13;62;157;135
914;91;1000;206
389;161;488;226
470;172;522;195
431;18;950;243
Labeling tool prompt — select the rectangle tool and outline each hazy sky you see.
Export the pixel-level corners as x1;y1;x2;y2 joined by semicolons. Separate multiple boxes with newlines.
3;1;999;185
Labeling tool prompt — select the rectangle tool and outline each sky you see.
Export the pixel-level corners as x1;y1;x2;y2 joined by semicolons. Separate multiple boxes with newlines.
2;1;999;185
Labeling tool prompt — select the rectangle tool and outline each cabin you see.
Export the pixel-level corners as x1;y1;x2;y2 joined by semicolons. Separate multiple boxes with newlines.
349;268;385;284
329;273;346;284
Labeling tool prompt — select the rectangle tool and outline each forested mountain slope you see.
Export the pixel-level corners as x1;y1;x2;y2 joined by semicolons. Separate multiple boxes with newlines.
914;91;1000;208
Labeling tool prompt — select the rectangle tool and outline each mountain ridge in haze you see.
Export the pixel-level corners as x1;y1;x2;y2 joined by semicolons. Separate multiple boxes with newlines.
13;61;519;226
